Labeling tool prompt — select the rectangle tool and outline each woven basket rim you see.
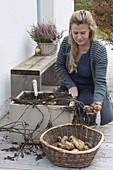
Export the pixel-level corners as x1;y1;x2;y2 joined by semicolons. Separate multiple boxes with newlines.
40;123;104;154
38;42;57;45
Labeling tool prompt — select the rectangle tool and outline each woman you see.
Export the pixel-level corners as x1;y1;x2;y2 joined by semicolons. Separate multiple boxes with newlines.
55;10;113;126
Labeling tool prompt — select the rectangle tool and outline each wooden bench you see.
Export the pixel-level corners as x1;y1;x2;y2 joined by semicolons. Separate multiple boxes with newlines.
11;54;60;98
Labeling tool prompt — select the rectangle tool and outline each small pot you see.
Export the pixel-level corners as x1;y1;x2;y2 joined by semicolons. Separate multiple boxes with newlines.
38;43;58;56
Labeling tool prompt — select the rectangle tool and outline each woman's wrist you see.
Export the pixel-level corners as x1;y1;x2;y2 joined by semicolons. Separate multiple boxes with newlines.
94;102;102;105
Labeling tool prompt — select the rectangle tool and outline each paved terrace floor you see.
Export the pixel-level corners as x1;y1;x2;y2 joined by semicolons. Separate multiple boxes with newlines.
0;43;113;170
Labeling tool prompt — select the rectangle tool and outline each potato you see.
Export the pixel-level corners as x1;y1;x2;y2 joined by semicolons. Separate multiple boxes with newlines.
48;101;57;105
69;136;85;151
61;136;68;145
64;141;75;150
90;103;102;112
57;141;74;150
83;145;89;150
71;148;79;153
83;105;94;113
49;95;55;99
57;142;67;149
56;136;74;150
69;136;79;148
57;136;62;142
77;139;85;151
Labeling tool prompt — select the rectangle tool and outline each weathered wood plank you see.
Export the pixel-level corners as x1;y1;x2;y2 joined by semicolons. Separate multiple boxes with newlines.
42;64;61;86
11;53;59;97
11;54;57;76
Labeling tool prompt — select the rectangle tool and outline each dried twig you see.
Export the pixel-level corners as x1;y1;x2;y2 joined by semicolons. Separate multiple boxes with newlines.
0;92;90;161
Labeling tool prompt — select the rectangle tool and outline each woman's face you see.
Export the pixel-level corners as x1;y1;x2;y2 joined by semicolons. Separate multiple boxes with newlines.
71;23;90;46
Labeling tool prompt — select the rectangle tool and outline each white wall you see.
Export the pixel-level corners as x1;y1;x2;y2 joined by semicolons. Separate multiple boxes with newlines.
0;0;37;117
39;0;54;22
54;0;74;35
39;0;74;36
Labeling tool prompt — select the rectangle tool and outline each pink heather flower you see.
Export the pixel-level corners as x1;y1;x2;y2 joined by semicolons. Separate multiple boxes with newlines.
28;21;65;43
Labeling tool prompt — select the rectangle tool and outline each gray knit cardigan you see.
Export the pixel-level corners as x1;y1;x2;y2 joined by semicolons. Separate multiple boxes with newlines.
55;36;113;125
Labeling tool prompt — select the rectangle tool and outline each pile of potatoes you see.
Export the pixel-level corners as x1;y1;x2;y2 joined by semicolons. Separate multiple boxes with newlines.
52;135;93;152
83;103;102;113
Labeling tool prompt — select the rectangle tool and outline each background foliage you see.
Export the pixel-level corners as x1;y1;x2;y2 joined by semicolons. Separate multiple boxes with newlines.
74;0;113;45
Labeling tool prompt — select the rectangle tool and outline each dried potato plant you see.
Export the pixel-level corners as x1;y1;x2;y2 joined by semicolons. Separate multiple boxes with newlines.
0;91;90;160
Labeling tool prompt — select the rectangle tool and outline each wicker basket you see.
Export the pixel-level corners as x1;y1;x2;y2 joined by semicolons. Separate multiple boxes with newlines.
38;43;57;56
40;123;104;168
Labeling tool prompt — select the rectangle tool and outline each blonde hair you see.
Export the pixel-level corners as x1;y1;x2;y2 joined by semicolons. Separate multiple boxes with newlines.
68;10;97;73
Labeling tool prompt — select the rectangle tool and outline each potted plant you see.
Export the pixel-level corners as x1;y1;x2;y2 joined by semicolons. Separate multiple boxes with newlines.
28;21;65;56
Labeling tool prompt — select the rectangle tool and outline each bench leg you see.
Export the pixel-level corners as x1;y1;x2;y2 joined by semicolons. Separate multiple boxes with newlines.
37;76;41;91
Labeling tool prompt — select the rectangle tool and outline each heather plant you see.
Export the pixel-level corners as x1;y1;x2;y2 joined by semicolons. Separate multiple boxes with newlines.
28;21;64;44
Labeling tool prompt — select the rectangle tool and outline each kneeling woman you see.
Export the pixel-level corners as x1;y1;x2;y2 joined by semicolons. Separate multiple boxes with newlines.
55;10;113;126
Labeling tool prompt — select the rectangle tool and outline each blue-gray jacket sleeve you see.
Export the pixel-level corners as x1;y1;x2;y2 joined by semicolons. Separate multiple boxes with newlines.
91;41;108;103
55;36;76;89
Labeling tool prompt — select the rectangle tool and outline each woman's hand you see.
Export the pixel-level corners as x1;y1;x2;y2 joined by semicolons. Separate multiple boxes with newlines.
69;87;78;98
